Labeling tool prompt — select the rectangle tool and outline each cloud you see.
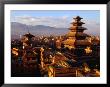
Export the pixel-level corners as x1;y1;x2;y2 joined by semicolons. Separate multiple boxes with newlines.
12;16;70;28
61;16;69;20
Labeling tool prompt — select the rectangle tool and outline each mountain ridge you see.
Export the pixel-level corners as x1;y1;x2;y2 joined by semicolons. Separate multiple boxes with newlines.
11;22;68;39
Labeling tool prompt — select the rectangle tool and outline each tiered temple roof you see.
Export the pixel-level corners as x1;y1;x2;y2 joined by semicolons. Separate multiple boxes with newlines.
64;16;91;47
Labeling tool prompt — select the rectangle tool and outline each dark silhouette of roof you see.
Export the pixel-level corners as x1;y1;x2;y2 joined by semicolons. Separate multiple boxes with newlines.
73;16;83;21
23;32;35;38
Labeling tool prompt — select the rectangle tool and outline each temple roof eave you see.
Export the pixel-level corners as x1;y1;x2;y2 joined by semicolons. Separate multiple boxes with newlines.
66;32;90;37
73;16;83;20
75;40;91;45
71;22;85;25
69;27;87;30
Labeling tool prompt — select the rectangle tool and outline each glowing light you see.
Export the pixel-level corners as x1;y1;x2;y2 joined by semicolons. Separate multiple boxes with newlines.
85;47;92;54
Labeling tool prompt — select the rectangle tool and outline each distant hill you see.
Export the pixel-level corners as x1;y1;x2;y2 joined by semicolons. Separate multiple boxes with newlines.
11;22;68;39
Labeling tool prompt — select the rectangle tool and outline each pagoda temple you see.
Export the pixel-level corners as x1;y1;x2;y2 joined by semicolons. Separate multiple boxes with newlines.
21;32;38;69
64;16;91;55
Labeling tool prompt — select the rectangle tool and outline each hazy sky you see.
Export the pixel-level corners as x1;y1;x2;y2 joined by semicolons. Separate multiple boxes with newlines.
11;10;100;35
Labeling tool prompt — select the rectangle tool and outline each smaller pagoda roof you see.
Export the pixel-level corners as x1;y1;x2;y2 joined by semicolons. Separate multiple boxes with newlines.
23;32;35;38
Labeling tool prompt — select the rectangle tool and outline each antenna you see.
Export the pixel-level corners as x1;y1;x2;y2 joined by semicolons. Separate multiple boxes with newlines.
27;25;30;34
27;26;29;34
28;29;29;34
